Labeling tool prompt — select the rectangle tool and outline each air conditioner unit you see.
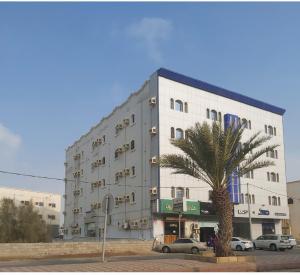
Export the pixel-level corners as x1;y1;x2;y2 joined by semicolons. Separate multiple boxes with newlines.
124;195;130;201
140;218;147;225
123;118;130;126
149;127;157;135
193;224;199;229
130;221;139;228
149;97;157;105
116;147;123;153
116;124;123;130
123;144;130;151
150;156;158;164
115;196;123;202
96;138;102;145
123;168;130;176
96;159;102;165
150;187;158;195
122;222;129;230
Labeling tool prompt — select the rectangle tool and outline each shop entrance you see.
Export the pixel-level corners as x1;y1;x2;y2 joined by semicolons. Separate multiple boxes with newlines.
164;221;185;244
262;222;275;235
200;227;215;243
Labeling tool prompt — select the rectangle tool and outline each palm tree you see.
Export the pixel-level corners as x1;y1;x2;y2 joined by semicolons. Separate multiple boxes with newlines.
160;121;278;257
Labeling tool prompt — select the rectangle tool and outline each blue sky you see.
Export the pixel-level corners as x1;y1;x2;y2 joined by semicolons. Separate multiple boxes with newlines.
0;2;299;195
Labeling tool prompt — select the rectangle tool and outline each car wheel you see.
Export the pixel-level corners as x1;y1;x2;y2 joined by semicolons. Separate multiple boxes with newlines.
162;246;170;253
289;246;294;250
191;247;199;254
236;245;243;251
270;244;277;251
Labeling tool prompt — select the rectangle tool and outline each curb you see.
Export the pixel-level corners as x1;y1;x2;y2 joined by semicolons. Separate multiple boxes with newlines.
257;262;300;272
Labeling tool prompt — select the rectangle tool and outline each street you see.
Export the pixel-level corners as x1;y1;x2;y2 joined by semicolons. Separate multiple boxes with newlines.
0;247;299;272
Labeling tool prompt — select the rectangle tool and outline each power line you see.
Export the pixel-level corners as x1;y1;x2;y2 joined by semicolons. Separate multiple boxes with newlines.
1;169;299;201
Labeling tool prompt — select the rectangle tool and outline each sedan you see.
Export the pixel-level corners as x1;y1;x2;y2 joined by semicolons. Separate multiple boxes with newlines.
155;238;207;254
231;237;254;251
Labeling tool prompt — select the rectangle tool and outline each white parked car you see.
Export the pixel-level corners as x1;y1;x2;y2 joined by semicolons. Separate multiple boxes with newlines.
231;237;254;251
253;234;290;251
286;235;297;249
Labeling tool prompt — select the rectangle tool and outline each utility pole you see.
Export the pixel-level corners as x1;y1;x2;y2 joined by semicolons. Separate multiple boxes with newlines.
102;195;109;262
247;183;253;241
178;213;182;239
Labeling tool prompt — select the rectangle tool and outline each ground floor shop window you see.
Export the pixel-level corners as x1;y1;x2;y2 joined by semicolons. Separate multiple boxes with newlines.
262;222;275;235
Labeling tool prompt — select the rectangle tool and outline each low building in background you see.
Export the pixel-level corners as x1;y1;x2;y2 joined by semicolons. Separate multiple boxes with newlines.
286;180;300;240
0;186;61;238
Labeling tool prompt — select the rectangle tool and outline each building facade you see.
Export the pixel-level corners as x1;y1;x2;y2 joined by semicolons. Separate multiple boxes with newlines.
63;68;288;242
285;180;300;240
0;186;61;237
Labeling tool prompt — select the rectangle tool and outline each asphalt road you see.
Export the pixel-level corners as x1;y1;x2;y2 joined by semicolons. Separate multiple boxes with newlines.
235;246;300;256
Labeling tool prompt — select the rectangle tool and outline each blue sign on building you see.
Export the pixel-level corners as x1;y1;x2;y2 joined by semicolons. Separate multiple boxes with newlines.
224;114;240;204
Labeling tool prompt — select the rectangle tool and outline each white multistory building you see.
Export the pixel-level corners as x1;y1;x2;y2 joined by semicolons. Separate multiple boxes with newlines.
0;186;61;237
63;68;288;242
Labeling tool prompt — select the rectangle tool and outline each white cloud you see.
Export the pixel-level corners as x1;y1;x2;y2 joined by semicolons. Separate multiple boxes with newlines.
126;17;173;63
0;123;22;159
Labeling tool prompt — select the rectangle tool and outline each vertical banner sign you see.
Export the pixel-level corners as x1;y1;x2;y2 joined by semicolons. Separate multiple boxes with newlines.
224;114;240;204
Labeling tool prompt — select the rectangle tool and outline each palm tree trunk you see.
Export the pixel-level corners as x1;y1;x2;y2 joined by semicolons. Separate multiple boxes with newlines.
212;187;234;257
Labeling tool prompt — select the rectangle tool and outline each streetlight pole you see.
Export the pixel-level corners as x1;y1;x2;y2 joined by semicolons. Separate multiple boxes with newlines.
102;195;109;262
247;183;253;241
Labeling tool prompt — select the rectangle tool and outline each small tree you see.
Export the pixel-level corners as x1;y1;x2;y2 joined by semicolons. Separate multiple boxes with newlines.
0;198;18;242
0;199;50;243
160;122;278;256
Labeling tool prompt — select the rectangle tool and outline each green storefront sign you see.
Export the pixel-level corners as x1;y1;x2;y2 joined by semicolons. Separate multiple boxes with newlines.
186;201;200;215
160;199;200;215
160;199;174;213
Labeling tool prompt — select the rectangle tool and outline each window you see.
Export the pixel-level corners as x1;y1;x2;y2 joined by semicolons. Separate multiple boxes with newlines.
48;215;55;220
278;197;281;206
274;127;277;136
102;157;105;165
267;172;270;181
240;193;244;204
175;128;184;140
248;120;252;130
275;150;278;159
131;114;135;124
184;102;188;113
288;198;294;204
115;150;119;159
49;203;56;208
265;125;268;134
272;196;277;206
186;188;190;199
268;126;273;135
252;194;255;204
170;98;174;109
218;112;222;122
268;196;271;205
206;108;210;119
208;190;213;201
271;172;276;182
131;192;135;203
131;166;135;176
130;140;135;150
242;118;248;129
170;127;175;139
276;173;279;182
171;187;175;198
175;100;183;112
115;173;119;183
245;193;251;204
251;170;254;179
39;202;44;207
176;187;184;198
211;110;217;121
102;135;106;143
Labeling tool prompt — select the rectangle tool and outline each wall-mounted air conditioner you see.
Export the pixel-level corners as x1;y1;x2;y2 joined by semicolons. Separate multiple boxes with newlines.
149;127;157;135
150;187;158;195
123;118;130;126
150;156;158;164
149;97;157;105
123;168;130;176
123;144;130;151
